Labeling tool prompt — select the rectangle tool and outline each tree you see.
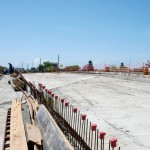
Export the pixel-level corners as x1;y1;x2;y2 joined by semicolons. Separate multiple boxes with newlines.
64;65;80;71
38;61;52;72
43;61;52;68
38;64;44;72
60;64;63;69
109;65;117;72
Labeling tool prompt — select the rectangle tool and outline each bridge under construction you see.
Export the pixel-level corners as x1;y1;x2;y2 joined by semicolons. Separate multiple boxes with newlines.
1;72;150;150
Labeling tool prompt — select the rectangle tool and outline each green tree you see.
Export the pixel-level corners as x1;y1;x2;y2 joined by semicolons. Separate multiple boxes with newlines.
38;64;44;72
38;61;52;72
43;61;52;72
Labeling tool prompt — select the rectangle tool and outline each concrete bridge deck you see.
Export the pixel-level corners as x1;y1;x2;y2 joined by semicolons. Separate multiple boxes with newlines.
23;72;150;150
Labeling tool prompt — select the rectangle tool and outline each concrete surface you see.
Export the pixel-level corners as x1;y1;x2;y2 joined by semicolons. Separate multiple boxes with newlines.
35;105;73;150
0;75;21;149
23;73;150;150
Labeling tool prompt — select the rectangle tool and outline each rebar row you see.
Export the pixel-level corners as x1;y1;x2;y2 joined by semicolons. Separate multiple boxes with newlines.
20;74;120;150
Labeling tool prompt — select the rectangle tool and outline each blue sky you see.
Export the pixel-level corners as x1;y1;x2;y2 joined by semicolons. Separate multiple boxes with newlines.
0;0;150;69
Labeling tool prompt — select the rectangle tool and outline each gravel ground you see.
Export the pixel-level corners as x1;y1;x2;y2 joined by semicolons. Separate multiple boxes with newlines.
23;72;150;150
0;75;21;149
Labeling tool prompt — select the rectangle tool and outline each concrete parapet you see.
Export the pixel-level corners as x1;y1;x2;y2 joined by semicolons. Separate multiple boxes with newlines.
35;105;73;150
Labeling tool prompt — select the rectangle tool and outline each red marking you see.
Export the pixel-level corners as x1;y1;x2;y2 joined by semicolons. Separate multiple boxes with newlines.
48;90;51;94
55;95;58;99
99;131;106;139
109;138;117;148
91;124;97;131
81;114;87;120
73;108;77;113
61;99;64;103
65;102;69;107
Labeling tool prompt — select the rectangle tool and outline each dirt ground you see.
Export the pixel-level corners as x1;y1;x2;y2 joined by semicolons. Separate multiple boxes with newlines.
0;73;150;150
23;72;150;150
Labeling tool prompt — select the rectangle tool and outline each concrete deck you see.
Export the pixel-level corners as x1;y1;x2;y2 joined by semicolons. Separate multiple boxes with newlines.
1;73;150;150
23;72;150;150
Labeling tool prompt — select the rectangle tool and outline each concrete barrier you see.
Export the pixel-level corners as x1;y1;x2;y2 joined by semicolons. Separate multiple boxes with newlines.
35;105;73;150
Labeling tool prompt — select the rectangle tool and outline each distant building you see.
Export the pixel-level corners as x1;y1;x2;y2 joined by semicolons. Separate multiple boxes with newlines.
82;60;94;71
15;68;25;72
51;62;59;70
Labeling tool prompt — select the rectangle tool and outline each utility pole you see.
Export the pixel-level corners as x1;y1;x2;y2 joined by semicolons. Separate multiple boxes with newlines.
129;57;131;76
40;58;41;65
22;61;23;73
39;58;42;72
32;60;33;73
27;64;29;72
58;54;60;72
32;60;33;68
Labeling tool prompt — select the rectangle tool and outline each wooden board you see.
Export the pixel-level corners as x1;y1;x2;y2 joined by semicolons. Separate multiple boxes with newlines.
28;96;38;114
26;123;42;145
10;78;25;91
10;98;28;150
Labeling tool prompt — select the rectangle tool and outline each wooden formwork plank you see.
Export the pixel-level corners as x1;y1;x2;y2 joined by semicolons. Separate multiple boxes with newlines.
26;97;34;124
10;98;28;150
29;96;38;113
10;78;25;91
12;79;18;84
15;79;24;89
26;123;42;145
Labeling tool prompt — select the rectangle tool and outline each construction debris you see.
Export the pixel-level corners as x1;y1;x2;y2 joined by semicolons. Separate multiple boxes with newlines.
2;90;74;150
9;76;25;91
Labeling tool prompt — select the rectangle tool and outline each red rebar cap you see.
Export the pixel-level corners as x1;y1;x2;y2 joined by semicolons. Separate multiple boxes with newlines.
61;99;64;103
42;86;45;89
48;90;52;94
73;108;77;113
109;138;117;148
91;124;97;131
65;102;69;107
99;131;106;139
81;114;87;120
55;95;58;99
52;93;54;97
46;89;48;92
